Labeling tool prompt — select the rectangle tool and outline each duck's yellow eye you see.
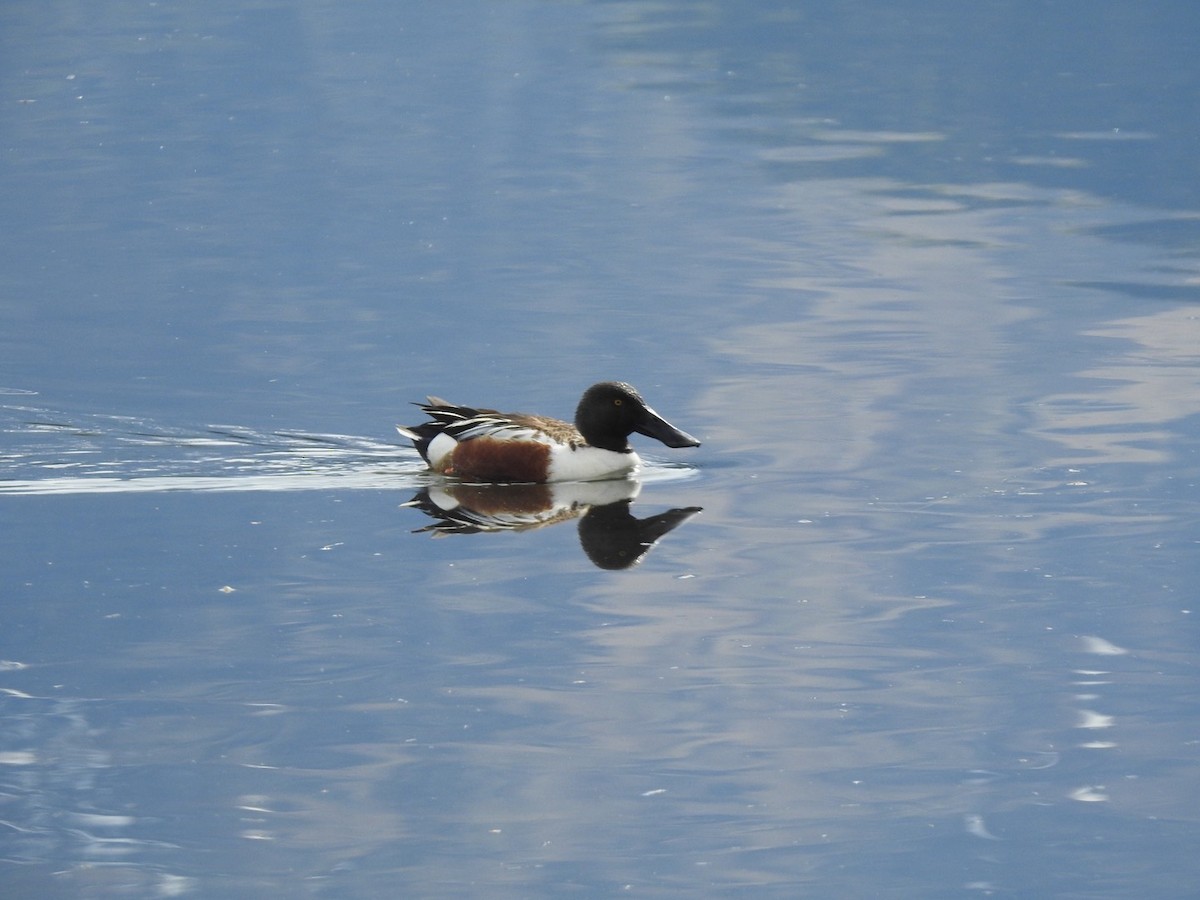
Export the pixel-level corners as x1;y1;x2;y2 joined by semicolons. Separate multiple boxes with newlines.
614;398;623;406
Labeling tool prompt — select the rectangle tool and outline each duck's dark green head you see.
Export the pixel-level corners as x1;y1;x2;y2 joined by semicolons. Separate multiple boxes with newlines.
575;381;701;453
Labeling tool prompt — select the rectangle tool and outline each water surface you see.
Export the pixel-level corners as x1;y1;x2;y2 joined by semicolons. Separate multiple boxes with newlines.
3;1;1199;897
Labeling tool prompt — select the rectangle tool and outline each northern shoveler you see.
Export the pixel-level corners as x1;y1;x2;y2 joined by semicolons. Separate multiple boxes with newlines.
397;381;700;483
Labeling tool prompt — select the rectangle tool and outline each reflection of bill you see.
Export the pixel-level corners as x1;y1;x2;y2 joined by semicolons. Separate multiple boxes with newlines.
403;480;701;570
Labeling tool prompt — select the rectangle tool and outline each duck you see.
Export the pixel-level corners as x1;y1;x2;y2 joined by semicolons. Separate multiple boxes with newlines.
397;381;700;483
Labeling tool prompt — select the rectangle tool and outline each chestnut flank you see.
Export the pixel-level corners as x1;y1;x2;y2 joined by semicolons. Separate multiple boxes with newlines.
442;438;552;483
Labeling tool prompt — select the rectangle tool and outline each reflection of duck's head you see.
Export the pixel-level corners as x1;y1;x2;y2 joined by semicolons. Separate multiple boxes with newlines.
397;382;700;484
402;480;700;570
577;502;702;570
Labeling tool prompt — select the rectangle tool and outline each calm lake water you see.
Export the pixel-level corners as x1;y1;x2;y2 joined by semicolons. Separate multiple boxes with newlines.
3;1;1199;897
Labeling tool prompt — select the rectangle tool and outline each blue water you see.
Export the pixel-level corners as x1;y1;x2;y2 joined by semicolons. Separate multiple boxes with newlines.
3;1;1199;897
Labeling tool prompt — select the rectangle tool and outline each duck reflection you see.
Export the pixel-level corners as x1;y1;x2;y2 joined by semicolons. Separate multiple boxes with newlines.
403;479;701;570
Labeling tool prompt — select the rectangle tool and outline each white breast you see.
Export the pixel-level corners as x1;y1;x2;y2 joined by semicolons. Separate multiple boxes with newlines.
546;446;640;482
